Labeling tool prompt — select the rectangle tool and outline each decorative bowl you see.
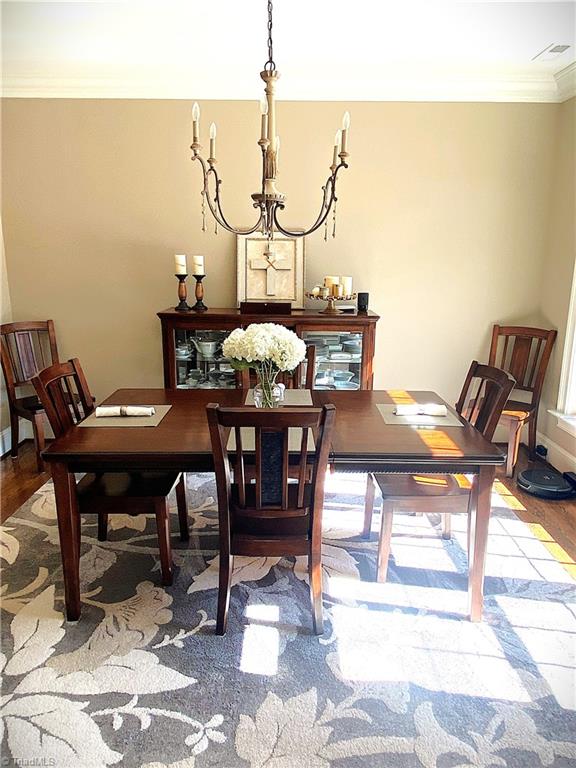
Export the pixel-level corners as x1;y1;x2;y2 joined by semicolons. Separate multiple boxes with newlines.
333;380;360;390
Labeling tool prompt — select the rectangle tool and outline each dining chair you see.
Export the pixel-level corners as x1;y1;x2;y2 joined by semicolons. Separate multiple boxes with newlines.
206;401;336;635
488;324;557;476
32;358;189;585
363;361;515;582
1;320;60;471
236;345;316;390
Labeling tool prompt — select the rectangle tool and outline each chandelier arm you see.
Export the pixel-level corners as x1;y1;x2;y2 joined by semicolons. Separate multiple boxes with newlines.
192;154;264;236
207;166;265;235
272;162;348;238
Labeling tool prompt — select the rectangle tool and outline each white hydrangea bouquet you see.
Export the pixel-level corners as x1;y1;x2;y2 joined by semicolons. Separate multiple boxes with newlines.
222;322;306;407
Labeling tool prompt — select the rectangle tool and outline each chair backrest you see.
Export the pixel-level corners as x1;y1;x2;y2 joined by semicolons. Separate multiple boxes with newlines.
286;344;316;389
31;358;95;438
207;403;335;540
1;320;59;405
236;344;317;391
455;360;515;441
488;325;556;408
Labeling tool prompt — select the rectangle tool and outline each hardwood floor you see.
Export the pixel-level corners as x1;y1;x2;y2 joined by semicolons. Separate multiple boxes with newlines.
1;440;51;522
1;439;575;567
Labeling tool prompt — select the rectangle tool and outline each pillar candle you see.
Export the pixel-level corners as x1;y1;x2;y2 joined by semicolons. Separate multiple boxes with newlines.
174;254;187;275
340;276;353;295
192;255;205;275
324;275;340;290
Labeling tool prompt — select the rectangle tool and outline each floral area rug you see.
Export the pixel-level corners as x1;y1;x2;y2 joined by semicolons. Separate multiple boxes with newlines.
1;472;575;768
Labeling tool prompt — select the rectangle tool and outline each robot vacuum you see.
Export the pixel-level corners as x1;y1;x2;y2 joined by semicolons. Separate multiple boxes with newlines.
517;469;576;500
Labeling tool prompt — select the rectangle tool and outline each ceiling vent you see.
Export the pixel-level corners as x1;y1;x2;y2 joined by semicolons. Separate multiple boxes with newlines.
532;43;571;61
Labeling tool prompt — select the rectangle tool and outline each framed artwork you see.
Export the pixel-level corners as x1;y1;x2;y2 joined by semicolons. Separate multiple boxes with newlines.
237;232;305;309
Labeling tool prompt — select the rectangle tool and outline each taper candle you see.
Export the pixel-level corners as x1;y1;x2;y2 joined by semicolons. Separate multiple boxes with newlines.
209;122;216;159
260;99;268;141
333;130;341;167
174;254;187;275
341;111;350;153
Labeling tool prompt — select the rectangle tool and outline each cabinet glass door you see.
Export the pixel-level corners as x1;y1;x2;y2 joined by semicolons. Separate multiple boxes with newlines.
301;331;363;390
174;329;237;389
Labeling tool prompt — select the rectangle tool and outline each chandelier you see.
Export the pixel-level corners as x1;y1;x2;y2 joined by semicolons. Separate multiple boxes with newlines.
190;0;350;240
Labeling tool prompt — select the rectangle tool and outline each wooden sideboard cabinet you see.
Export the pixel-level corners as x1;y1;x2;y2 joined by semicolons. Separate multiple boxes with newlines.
158;307;379;391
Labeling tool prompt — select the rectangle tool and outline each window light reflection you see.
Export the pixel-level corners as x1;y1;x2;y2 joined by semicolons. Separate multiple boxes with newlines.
330;602;531;702
387;389;416;405
240;604;280;676
414;428;463;457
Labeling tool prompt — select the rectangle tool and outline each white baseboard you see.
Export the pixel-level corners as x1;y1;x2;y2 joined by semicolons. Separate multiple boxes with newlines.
536;430;576;474
0;420;34;455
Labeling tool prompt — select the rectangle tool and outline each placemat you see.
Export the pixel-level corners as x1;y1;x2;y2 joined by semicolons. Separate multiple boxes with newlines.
376;403;464;428
78;405;172;428
229;390;315;451
244;389;313;406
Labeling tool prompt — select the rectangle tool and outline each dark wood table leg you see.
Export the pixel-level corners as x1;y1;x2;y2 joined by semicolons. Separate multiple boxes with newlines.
52;461;81;620
468;464;495;622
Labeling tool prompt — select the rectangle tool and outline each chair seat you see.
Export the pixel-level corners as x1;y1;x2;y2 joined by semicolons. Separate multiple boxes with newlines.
500;400;535;421
14;395;44;416
78;471;181;514
374;472;472;500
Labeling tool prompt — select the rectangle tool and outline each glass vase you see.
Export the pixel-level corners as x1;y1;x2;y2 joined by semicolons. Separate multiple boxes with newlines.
253;372;285;408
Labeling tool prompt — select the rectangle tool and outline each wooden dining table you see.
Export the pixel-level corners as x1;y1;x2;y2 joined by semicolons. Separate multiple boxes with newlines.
42;388;505;623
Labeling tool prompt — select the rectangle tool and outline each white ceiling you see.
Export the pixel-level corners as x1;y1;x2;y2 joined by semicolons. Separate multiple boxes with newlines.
2;1;575;102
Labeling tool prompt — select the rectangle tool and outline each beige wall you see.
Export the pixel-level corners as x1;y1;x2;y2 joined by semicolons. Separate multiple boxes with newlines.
1;99;559;414
538;97;576;464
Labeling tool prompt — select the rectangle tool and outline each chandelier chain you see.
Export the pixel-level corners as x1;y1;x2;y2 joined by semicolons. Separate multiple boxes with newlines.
264;0;276;72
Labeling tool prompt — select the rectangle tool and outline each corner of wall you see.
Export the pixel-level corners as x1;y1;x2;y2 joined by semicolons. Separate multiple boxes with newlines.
1;217;14;434
537;97;576;467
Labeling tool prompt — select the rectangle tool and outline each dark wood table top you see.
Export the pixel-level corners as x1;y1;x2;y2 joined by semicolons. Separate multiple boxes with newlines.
42;388;505;471
314;390;505;469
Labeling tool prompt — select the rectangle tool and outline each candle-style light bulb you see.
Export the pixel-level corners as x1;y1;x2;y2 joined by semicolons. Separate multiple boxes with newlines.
209;122;216;160
192;102;200;144
341;111;350;154
260;99;268;141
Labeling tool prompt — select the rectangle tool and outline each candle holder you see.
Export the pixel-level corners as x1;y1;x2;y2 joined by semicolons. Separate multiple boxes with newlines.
192;274;208;312
175;274;192;312
305;291;356;315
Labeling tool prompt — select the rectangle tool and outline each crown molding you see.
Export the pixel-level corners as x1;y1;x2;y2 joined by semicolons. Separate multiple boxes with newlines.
1;70;572;103
555;62;576;102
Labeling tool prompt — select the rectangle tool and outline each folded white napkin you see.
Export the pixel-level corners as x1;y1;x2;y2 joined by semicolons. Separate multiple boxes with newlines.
95;406;156;418
394;403;448;417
